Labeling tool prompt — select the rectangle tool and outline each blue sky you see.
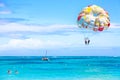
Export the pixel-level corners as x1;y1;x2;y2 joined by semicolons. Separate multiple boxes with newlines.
0;0;120;56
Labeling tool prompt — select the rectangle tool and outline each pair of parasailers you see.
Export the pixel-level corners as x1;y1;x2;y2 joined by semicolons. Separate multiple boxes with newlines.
84;37;90;45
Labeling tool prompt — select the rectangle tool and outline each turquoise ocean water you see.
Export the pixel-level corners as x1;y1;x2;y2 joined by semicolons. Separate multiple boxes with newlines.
0;56;120;80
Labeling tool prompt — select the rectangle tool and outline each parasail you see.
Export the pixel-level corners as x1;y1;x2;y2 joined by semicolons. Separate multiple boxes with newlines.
77;5;110;44
77;5;110;32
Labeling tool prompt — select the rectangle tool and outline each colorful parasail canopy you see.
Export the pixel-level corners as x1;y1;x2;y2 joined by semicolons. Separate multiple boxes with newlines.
77;5;110;32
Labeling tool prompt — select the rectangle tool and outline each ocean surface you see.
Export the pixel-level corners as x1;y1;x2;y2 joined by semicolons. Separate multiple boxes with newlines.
0;56;120;80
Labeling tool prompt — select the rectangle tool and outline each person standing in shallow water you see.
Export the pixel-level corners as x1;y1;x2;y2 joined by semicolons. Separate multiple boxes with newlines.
7;70;11;74
7;70;19;74
15;70;19;74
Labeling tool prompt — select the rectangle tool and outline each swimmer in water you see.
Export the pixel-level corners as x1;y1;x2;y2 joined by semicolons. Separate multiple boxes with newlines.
7;70;11;74
15;70;19;74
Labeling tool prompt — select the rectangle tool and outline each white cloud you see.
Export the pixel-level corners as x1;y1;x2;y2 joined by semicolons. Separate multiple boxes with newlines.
0;2;12;14
0;38;71;50
0;23;119;34
0;10;11;14
109;23;120;28
0;31;119;51
0;23;76;33
0;23;119;51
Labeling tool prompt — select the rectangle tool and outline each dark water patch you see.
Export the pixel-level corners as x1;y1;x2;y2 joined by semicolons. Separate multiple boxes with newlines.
50;57;92;60
50;56;107;60
3;61;66;65
0;56;120;61
29;67;74;71
0;58;44;61
7;62;45;65
92;63;120;68
96;60;120;63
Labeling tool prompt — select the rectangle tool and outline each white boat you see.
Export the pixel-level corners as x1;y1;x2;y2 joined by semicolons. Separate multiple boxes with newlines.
42;57;49;61
42;50;49;61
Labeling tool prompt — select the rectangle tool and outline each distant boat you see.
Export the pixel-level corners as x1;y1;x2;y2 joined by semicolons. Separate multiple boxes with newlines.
42;50;49;61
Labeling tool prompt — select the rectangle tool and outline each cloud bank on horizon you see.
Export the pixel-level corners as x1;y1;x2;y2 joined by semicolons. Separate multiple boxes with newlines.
0;0;120;55
0;23;119;50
